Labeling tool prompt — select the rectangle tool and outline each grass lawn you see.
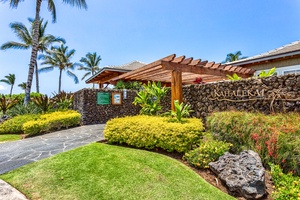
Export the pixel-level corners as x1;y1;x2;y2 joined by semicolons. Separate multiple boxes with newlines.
0;134;21;143
0;143;234;200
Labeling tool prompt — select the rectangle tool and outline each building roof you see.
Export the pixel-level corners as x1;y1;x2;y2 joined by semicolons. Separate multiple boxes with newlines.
85;60;146;84
228;40;300;66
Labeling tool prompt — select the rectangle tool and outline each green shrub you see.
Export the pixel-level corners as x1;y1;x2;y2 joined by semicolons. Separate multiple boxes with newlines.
104;115;204;153
23;110;81;137
183;138;232;169
207;111;300;175
270;163;300;200
6;102;42;117
0;114;40;134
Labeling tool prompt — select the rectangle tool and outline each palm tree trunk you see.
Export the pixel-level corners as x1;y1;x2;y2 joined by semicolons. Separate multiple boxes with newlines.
9;85;13;97
58;69;62;93
35;60;40;93
24;0;42;105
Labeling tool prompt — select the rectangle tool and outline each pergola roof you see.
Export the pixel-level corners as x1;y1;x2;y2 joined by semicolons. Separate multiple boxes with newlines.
110;54;255;84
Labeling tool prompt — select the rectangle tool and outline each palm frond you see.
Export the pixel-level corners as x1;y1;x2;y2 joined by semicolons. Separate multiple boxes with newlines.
66;70;79;84
62;0;87;9
47;0;57;23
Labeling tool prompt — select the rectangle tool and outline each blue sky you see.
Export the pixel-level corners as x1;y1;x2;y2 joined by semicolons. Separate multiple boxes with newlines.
1;0;300;95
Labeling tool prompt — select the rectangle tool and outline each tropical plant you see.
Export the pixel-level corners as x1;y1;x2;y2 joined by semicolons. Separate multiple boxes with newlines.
0;94;20;115
18;82;27;92
114;80;143;90
133;82;168;115
224;51;247;63
1;18;65;93
52;91;74;110
79;52;101;89
0;73;16;96
38;44;79;93
257;67;276;78
6;102;42;117
170;100;193;122
0;0;87;105
31;94;54;113
226;73;242;81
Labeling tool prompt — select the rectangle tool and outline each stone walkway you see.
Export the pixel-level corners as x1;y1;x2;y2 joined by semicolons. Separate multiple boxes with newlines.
0;124;105;200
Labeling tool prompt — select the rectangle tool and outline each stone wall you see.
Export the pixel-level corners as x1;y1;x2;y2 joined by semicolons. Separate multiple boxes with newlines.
73;88;140;125
182;74;300;120
73;74;300;125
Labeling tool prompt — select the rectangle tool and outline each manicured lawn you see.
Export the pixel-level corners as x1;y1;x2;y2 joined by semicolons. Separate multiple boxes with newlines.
0;143;234;200
0;134;21;143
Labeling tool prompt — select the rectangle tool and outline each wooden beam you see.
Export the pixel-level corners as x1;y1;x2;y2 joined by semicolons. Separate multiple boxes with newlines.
111;54;176;81
171;70;183;111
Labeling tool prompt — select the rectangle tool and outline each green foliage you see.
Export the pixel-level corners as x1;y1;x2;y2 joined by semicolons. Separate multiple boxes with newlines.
31;94;54;113
258;67;276;78
23;110;81;137
6;102;42;117
0;94;20;114
170;100;193;122
133;82;168;115
207;111;300;175
270;163;300;200
114;80;143;90
226;73;242;81
184;138;232;169
0;114;40;134
6;92;42;103
52;91;74;110
104;115;204;153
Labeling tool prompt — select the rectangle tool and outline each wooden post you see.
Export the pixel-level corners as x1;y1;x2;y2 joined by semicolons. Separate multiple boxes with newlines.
171;70;183;111
99;83;103;89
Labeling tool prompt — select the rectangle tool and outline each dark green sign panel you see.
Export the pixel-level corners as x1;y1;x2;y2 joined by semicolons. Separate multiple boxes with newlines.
97;92;110;105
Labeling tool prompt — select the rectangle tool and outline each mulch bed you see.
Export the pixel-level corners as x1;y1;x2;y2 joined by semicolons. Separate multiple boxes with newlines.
98;140;274;200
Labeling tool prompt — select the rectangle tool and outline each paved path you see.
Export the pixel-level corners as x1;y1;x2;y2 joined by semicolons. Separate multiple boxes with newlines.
0;124;105;175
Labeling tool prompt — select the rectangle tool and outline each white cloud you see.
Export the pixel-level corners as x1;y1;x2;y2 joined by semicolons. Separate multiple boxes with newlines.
0;85;6;90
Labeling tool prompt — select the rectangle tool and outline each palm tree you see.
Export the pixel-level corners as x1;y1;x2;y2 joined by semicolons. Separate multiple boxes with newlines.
18;82;27;92
79;52;101;89
1;18;65;93
0;0;87;105
0;73;16;96
38;44;79;93
224;51;247;63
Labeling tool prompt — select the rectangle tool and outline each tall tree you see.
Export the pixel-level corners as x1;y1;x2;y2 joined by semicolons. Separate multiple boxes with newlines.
1;18;65;93
38;44;79;93
0;0;87;105
224;51;247;63
0;73;16;96
79;52;101;89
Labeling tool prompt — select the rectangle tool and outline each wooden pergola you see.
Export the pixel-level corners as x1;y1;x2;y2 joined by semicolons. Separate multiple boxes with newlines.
106;54;255;110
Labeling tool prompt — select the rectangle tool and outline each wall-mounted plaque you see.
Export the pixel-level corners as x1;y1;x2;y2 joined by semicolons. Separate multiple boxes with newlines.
112;92;122;105
97;92;110;105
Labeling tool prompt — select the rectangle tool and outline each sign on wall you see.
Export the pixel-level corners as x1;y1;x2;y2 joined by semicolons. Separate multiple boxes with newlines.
97;92;110;105
112;92;122;105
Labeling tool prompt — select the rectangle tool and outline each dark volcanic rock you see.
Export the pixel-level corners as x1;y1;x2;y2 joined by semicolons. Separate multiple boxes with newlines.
209;150;266;199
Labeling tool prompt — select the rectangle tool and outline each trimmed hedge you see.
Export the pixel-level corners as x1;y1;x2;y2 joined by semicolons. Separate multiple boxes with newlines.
207;111;300;175
104;115;204;153
23;110;81;137
0;114;40;134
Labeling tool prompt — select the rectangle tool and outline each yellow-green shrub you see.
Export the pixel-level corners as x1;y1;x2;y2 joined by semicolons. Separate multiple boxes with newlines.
0;114;40;134
104;115;204;153
23;110;81;136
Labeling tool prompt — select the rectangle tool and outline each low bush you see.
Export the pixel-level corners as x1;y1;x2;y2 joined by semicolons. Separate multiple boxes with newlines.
270;163;300;200
0;114;40;134
183;136;231;169
207;111;300;175
104;115;204;153
23;110;81;137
